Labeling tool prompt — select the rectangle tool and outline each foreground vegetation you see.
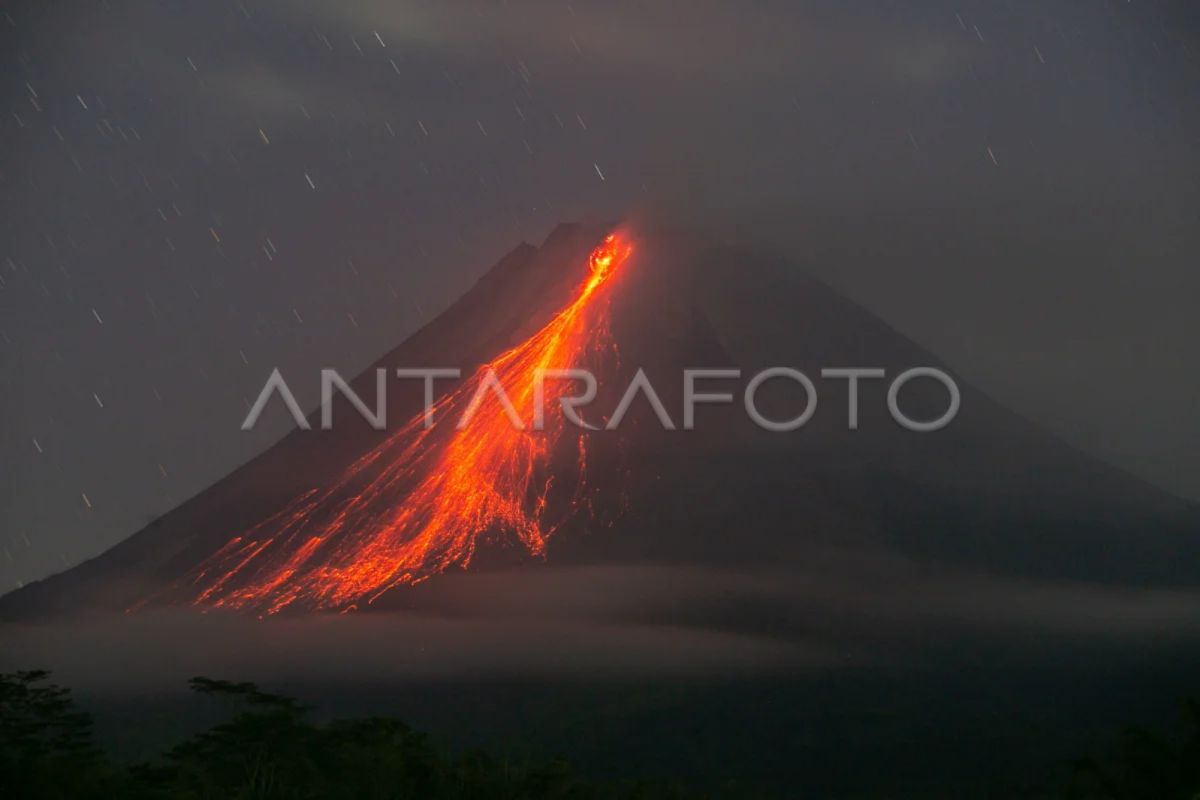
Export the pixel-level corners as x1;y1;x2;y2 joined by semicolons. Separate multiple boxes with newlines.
0;670;704;799
1059;698;1200;800
1;670;1197;799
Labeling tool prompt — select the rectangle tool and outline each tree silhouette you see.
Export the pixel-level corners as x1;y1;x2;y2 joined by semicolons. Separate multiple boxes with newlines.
8;668;1199;799
1064;700;1200;800
0;670;119;798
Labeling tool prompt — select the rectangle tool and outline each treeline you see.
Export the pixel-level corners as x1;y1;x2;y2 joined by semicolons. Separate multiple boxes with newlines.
1058;698;1200;800
0;670;704;799
2;669;1198;799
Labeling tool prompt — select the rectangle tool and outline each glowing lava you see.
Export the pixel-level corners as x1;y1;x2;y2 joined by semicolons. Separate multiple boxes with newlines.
180;233;633;614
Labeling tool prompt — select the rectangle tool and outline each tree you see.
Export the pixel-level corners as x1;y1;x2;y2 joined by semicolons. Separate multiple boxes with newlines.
0;670;119;799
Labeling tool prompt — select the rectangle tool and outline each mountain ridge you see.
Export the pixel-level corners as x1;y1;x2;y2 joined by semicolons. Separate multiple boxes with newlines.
3;222;1197;619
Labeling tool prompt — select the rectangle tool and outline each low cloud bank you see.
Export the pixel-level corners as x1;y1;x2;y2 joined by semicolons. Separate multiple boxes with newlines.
3;552;1200;692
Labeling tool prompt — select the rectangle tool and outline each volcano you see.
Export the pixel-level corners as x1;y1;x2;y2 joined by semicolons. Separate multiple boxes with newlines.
2;223;1198;619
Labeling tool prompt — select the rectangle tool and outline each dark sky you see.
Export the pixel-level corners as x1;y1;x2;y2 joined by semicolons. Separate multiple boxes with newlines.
1;0;1197;590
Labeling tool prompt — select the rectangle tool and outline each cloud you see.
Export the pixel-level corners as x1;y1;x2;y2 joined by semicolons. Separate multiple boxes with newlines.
4;555;1199;692
287;0;975;89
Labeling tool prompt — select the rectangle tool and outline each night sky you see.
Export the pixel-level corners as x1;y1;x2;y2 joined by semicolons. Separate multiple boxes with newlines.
1;0;1197;590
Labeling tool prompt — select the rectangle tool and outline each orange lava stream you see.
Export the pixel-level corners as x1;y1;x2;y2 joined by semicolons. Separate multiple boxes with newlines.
184;233;632;614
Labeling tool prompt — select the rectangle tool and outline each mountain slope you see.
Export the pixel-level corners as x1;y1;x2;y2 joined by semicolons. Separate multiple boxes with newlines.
2;223;1197;619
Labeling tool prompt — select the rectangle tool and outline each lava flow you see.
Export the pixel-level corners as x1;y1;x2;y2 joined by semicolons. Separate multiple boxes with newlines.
177;233;633;614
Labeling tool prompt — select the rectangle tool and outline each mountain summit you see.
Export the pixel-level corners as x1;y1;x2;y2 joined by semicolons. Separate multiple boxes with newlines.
3;223;1196;619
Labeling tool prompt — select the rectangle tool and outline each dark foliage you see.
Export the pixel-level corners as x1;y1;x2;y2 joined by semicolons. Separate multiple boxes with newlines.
1061;700;1200;800
4;670;1198;799
0;670;120;798
0;671;708;799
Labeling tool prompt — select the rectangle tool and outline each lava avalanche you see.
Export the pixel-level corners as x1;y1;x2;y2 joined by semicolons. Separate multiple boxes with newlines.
175;233;633;614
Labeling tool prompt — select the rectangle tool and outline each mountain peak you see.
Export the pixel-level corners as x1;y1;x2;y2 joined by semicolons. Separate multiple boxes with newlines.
3;225;1197;619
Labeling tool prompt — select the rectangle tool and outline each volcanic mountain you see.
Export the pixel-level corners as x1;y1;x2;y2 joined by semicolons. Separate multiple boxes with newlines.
2;223;1198;619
